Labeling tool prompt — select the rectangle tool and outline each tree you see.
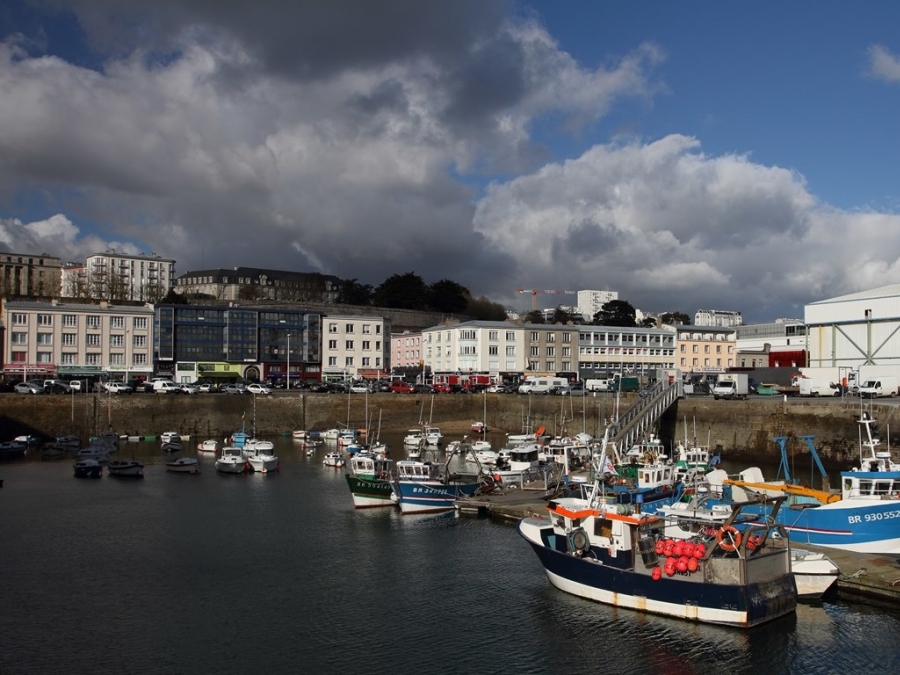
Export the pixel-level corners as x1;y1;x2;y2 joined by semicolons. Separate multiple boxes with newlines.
550;306;573;325
593;300;637;327
372;272;427;310
660;311;691;326
640;316;658;328
160;288;189;304
427;279;468;314
525;310;545;324
335;279;373;306
466;296;507;321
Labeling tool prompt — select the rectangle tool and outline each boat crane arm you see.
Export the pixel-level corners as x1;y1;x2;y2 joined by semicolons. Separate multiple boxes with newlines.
723;478;841;505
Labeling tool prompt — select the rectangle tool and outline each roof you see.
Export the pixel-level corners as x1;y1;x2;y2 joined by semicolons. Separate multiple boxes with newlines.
808;283;900;305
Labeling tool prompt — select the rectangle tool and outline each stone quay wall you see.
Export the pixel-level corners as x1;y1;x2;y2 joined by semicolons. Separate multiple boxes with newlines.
1;393;888;471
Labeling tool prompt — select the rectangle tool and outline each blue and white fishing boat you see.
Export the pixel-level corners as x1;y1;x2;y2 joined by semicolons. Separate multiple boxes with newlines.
391;442;489;514
725;413;900;555
518;433;797;628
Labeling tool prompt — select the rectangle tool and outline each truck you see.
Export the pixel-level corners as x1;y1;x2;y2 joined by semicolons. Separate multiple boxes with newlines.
712;373;749;400
609;376;640;393
857;376;899;398
798;378;839;397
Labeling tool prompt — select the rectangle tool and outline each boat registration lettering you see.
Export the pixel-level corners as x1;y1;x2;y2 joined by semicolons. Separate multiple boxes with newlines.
854;510;900;523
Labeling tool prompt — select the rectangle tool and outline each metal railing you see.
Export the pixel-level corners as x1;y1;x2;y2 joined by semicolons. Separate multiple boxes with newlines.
607;378;682;450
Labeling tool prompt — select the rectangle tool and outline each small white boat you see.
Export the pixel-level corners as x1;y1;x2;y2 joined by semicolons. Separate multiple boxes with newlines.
791;548;840;599
75;445;112;463
323;451;345;468
197;439;219;453
403;429;424;446
215;447;246;474
107;459;144;477
160;431;181;445
55;435;81;450
424;426;443;446
73;458;103;478
167;457;201;474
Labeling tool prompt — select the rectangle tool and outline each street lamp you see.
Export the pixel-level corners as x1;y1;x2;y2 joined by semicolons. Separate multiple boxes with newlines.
286;333;291;391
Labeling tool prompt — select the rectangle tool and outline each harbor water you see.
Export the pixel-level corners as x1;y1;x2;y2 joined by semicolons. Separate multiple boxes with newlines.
2;433;899;675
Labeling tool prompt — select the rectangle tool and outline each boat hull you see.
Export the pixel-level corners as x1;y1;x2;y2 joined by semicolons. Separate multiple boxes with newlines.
246;456;279;473
393;479;482;514
107;461;144;477
167;459;201;474
345;475;396;508
518;518;796;628
791;549;839;599
215;459;246;474
744;498;900;554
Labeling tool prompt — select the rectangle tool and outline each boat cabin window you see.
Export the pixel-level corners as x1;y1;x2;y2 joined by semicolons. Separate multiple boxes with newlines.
592;518;613;538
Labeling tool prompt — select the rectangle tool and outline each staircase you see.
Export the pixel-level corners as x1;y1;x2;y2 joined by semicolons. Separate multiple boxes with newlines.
607;378;682;450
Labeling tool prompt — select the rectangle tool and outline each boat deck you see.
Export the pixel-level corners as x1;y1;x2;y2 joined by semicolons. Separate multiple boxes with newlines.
456;491;900;604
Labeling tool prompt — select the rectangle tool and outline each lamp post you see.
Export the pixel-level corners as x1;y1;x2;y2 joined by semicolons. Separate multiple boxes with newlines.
286;333;291;391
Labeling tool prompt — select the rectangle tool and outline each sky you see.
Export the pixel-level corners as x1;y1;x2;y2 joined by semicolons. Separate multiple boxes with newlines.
2;1;900;323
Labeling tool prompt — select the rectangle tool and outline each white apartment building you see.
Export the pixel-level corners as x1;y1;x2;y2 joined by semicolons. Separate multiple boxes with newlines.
2;299;154;382
321;314;390;381
577;289;619;323
62;250;175;302
694;309;743;327
578;325;676;376
422;321;579;380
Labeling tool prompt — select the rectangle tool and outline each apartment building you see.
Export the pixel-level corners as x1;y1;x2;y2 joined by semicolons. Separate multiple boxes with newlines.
321;314;390;382
2;299;154;383
62;250;175;302
0;251;62;298
174;267;342;303
675;325;736;374
578;325;676;376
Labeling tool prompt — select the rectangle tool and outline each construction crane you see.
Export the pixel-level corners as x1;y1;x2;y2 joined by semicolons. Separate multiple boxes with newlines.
516;288;577;312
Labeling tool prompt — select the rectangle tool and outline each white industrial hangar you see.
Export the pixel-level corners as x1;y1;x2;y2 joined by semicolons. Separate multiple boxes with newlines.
805;283;900;372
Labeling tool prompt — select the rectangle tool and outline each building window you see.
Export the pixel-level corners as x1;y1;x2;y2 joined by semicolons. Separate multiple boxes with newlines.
489;331;498;341
62;333;77;346
10;351;26;363
506;331;515;341
506;346;515;356
546;346;555;357
11;332;27;345
62;353;77;365
11;313;26;326
110;335;124;348
362;341;371;350
86;353;100;365
36;333;53;346
345;357;354;367
329;323;338;333
87;315;101;329
86;334;101;347
345;324;354;334
328;357;337;366
547;333;555;342
530;332;539;342
37;314;52;326
133;353;147;366
362;357;370;366
489;345;498;356
109;353;124;365
133;317;148;330
362;325;371;334
63;314;78;328
345;340;354;350
36;352;52;363
530;346;540;357
328;340;337;349
111;316;125;329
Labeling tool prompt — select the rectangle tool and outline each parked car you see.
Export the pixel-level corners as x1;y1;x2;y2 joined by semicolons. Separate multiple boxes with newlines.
432;383;452;393
153;381;182;394
221;383;247;395
376;381;392;393
550;385;572;396
413;384;434;394
246;383;272;395
308;383;330;393
349;382;371;394
15;382;43;394
104;381;134;394
43;379;72;394
179;383;200;394
389;381;415;394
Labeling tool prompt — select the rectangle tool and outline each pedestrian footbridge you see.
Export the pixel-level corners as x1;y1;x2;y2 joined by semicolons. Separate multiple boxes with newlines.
607;379;682;450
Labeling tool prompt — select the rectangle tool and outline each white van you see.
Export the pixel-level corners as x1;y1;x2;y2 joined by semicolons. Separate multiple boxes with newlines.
152;380;181;394
584;379;611;392
518;377;568;394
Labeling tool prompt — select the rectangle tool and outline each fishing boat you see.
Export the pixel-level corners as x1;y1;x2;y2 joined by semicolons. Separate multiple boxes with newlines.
167;457;201;474
160;431;181;445
344;454;395;508
391;441;490;514
518;434;798;628
654;473;839;600
724;413;900;554
244;442;279;473
215;447;246;474
107;459;144;478
73;458;103;478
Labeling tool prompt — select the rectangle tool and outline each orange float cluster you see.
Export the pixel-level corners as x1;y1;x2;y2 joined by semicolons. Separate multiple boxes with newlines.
651;538;706;580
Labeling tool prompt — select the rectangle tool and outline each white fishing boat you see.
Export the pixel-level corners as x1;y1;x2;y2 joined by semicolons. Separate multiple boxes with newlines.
73;458;103;478
244;443;279;473
160;431;181;445
215;447;246;474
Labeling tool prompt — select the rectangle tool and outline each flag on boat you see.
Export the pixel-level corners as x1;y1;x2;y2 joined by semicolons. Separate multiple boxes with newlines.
241;411;245;421
597;450;618;476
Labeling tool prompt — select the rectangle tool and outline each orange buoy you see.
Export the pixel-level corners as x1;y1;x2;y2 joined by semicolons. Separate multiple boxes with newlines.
655;539;665;555
651;566;662;581
676;556;689;573
687;557;699;573
693;543;706;559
